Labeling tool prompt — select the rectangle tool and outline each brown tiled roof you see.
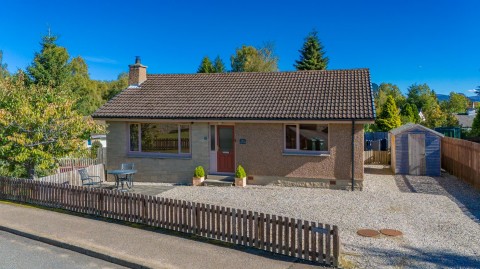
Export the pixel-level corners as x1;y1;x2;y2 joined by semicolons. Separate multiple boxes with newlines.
93;69;374;121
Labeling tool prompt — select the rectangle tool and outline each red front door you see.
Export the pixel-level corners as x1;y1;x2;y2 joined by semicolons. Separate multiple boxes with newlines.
217;126;235;173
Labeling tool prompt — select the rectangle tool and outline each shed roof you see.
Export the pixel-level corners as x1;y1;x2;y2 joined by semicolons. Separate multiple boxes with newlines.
92;69;374;121
389;123;445;137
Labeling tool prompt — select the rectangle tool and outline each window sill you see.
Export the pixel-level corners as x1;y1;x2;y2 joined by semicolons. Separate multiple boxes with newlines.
127;152;192;159
282;151;331;157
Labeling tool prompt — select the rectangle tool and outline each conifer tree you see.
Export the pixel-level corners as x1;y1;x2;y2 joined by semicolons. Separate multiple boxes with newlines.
213;56;225;73
27;35;70;88
294;30;328;70
197;56;215;73
375;95;401;131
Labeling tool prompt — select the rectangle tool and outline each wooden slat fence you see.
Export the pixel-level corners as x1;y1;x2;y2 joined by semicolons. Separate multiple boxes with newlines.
0;177;340;267
58;157;102;173
37;163;105;186
364;150;391;165
441;137;480;190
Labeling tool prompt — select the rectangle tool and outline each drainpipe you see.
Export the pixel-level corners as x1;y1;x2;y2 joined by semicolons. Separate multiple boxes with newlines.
351;119;355;191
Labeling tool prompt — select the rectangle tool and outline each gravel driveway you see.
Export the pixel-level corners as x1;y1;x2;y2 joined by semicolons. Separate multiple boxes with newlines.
157;166;480;268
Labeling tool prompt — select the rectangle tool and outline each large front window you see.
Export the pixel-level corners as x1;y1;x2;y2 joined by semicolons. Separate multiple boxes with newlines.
129;123;190;155
285;124;328;152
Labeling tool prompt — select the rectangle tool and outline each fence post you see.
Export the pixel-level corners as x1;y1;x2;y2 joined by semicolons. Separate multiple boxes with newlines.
333;225;340;267
195;202;200;235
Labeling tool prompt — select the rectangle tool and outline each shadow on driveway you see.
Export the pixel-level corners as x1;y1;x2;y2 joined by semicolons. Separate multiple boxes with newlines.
394;173;480;224
352;244;480;268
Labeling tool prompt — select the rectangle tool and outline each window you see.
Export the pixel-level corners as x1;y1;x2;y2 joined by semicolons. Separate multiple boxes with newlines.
284;124;328;152
129;123;190;155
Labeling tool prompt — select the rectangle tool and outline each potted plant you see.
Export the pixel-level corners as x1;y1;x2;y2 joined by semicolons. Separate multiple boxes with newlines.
192;166;205;186
235;165;247;187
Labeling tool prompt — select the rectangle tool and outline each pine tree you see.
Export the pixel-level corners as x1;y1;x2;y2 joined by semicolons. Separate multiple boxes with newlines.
213;56;225;73
294;30;328;70
27;35;71;88
375;95;401;131
197;56;215;73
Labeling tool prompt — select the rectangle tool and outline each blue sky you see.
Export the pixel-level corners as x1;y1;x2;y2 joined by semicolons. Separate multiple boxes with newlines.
1;0;479;95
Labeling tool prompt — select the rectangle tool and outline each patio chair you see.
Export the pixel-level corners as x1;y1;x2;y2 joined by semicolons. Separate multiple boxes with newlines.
78;168;102;187
119;163;135;188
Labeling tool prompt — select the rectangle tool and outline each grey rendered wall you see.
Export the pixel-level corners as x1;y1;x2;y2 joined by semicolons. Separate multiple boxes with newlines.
105;121;210;183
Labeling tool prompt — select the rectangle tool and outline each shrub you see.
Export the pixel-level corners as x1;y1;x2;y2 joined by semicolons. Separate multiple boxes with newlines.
194;166;205;178
235;165;246;178
90;140;103;158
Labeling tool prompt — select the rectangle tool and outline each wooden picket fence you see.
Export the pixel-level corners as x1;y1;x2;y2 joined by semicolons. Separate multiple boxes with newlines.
37;163;105;186
441;137;480;190
34;153;105;186
0;177;340;267
364;150;391;165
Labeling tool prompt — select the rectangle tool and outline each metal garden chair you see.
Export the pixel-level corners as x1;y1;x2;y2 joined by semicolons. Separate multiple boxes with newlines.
78;168;102;187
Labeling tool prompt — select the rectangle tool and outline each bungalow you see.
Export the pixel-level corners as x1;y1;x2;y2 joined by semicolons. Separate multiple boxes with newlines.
92;57;375;190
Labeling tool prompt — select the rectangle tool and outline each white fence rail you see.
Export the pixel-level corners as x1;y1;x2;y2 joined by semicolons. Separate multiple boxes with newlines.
36;163;105;186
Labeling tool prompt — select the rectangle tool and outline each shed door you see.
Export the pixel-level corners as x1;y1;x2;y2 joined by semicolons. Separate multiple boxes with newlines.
408;134;426;175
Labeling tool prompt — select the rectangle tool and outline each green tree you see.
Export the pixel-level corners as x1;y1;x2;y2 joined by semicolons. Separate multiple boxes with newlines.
27;35;71;88
0;76;103;178
410;103;421;123
231;44;278;72
375;83;405;116
471;108;480;136
294;30;328;70
102;73;129;101
444;113;459;127
213;56;226;73
67;56;104;115
441;92;469;113
406;83;437;113
375;95;401;131
400;103;415;124
0;50;9;78
423;103;447;128
197;56;215;73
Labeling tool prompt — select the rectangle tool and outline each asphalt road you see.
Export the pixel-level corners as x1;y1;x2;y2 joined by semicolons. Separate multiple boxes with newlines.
0;231;126;269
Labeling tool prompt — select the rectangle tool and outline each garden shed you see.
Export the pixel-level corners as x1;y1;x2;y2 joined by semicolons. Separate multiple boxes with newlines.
390;123;444;176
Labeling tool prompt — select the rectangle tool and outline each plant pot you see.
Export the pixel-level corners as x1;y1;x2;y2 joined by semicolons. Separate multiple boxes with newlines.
192;176;205;186
235;177;246;187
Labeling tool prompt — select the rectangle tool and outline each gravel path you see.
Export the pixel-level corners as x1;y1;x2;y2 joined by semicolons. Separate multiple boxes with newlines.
157;166;480;268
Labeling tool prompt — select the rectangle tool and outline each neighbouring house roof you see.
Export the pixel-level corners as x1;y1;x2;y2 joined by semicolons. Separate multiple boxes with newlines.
389;123;445;137
92;69;374;121
455;114;475;128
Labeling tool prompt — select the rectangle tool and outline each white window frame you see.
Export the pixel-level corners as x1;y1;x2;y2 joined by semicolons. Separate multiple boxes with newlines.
128;123;192;157
283;123;329;154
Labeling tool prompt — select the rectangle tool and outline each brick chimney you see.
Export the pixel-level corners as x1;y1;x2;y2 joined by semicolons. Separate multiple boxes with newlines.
128;56;147;86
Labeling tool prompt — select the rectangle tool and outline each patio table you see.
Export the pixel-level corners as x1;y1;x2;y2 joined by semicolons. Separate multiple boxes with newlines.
107;169;137;191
